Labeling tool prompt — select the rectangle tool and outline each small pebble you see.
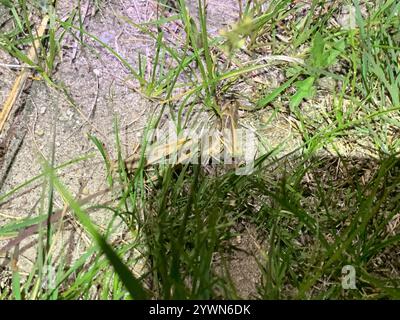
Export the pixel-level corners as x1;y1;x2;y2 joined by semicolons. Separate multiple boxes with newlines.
66;109;74;119
93;68;101;77
318;77;336;91
338;5;356;30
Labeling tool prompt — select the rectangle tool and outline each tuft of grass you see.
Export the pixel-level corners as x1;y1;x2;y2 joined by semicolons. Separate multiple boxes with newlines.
1;0;400;300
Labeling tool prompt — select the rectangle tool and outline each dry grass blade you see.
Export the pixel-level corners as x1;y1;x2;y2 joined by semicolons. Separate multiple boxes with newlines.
0;15;49;133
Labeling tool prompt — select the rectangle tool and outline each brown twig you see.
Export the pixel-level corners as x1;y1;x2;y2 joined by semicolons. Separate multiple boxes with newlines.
0;188;110;254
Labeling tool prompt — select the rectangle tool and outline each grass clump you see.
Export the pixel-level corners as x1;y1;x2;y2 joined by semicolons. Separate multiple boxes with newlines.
0;0;400;300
